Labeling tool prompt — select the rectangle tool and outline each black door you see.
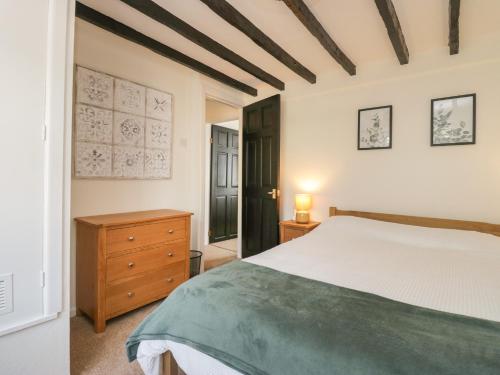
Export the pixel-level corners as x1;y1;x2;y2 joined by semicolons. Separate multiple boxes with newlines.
209;125;239;243
242;94;280;258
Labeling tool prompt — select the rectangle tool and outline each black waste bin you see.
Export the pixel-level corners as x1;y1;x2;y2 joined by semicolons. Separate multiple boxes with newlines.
190;250;203;278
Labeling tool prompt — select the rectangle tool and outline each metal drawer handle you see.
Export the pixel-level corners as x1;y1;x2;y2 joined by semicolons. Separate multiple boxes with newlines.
128;262;135;269
167;252;173;257
168;229;174;234
128;236;135;241
166;278;173;283
127;291;135;298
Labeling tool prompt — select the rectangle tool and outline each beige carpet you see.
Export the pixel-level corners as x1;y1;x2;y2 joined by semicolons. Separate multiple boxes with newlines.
203;238;237;271
211;238;237;252
71;302;160;375
203;245;237;271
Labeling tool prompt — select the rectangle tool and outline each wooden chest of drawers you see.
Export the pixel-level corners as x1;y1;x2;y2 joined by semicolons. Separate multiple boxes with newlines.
75;209;192;332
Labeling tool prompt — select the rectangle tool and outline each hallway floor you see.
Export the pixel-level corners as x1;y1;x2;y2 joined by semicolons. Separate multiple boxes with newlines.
203;238;237;271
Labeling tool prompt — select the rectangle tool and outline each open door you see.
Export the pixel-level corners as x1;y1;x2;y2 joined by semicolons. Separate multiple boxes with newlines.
209;125;239;243
242;95;280;258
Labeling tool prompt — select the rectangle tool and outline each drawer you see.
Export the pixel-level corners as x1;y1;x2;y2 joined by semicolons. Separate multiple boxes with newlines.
106;261;185;318
283;228;305;242
107;242;187;283
107;219;186;255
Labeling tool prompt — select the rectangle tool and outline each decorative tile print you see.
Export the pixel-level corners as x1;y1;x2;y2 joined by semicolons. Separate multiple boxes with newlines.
76;67;114;109
74;67;174;179
146;88;172;121
75;142;112;177
114;79;146;116
145;148;171;179
113;112;145;147
145;118;171;149
113;146;144;178
75;104;113;144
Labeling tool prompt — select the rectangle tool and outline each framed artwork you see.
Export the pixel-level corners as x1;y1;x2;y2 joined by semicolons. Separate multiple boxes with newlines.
358;105;392;150
74;66;173;179
431;94;476;146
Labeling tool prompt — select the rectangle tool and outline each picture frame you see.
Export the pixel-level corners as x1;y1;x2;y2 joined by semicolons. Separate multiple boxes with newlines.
431;93;476;146
358;105;392;150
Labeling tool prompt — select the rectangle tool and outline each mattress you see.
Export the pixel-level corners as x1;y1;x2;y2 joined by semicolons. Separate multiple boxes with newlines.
137;216;500;375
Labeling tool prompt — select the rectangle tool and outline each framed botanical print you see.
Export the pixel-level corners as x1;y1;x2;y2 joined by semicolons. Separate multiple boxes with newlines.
358;105;392;150
431;94;476;146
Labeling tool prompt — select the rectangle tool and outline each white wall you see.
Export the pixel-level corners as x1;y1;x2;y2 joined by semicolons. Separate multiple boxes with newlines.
250;33;500;225
206;99;239;123
71;19;244;312
0;0;72;374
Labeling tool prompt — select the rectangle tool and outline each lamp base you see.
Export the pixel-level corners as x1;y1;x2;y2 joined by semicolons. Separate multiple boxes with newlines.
295;211;310;224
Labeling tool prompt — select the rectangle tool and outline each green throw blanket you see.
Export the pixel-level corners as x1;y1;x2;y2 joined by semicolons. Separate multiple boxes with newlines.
126;261;500;375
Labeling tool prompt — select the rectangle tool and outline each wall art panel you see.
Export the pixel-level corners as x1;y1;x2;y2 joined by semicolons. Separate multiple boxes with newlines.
145;148;171;179
114;78;146;116
146;88;172;121
75;104;113;144
73;66;173;179
74;142;112;177
113;112;145;147
76;67;114;109
145;118;171;149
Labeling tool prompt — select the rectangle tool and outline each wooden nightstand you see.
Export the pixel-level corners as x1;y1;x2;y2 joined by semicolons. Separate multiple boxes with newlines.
279;220;320;244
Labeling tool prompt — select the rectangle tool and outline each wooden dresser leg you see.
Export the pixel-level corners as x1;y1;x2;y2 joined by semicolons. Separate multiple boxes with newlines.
94;317;106;333
162;351;180;375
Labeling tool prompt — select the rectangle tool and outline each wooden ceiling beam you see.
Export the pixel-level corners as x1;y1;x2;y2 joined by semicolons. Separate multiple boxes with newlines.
449;0;460;55
199;0;316;83
373;0;409;65
75;2;257;96
119;0;284;90
281;0;356;76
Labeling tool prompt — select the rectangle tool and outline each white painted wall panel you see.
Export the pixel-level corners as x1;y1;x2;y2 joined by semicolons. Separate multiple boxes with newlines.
0;0;49;332
0;0;71;373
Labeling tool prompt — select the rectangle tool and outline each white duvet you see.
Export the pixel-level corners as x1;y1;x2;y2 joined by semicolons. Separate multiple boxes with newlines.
137;216;500;375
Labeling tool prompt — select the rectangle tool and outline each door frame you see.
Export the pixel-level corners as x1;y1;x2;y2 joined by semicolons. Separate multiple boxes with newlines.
199;86;244;259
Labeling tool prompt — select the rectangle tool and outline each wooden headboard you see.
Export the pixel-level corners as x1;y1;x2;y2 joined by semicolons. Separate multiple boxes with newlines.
329;207;500;237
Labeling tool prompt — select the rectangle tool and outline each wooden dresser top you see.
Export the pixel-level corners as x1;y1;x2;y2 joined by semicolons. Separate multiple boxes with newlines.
75;209;193;227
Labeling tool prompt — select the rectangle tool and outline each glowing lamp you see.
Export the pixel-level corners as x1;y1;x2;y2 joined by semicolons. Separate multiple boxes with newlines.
295;193;312;224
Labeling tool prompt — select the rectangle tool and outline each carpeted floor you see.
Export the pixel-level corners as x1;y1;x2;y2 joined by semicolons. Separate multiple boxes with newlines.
71;301;160;375
211;238;237;252
203;238;238;271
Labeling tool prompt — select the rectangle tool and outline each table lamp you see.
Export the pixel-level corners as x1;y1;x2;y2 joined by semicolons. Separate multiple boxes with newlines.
295;193;312;224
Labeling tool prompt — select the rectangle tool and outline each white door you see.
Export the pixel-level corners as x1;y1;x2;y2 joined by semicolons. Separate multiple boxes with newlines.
0;0;49;331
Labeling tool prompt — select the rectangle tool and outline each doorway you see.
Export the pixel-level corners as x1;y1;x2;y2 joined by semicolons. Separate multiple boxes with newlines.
203;98;240;270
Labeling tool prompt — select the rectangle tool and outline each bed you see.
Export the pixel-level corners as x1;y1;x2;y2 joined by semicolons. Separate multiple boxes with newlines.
126;207;500;375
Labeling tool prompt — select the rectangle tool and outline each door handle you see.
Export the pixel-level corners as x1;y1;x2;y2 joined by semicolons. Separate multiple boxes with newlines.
267;189;277;200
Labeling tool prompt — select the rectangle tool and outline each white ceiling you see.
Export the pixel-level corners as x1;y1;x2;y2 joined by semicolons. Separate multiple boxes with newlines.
79;0;500;92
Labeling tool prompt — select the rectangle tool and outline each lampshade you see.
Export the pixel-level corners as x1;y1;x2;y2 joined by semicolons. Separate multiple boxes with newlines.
295;194;312;211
